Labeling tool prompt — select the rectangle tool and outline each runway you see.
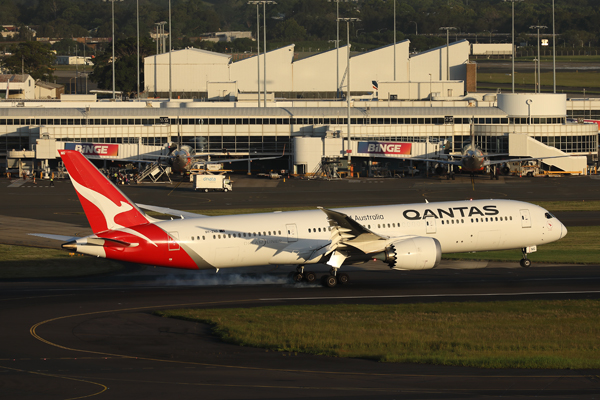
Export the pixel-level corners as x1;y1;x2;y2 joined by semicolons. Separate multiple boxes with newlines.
1;175;600;398
3;264;600;399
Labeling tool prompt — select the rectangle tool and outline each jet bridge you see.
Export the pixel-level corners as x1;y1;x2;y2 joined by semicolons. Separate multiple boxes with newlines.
508;133;587;175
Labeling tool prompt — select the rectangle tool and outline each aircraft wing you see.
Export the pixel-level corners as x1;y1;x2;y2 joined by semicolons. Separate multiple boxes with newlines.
196;145;286;164
136;204;208;219
484;155;571;166
199;155;283;164
319;207;389;254
398;157;462;166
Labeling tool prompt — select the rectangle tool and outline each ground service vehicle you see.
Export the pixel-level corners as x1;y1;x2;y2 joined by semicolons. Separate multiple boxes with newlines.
193;174;232;192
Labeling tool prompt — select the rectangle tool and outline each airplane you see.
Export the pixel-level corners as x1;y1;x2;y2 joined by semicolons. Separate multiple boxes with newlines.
402;122;569;181
167;144;285;174
31;150;567;288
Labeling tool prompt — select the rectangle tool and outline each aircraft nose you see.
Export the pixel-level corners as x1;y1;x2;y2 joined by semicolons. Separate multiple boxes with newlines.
560;223;568;239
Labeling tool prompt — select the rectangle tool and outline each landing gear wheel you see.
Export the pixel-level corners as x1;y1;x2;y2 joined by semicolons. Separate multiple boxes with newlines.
304;271;317;283
337;273;349;285
293;272;304;282
520;259;532;268
204;189;208;193
325;275;337;288
451;173;456;180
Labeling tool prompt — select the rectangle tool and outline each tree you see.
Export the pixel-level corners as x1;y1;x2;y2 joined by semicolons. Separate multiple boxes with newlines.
51;38;79;55
4;41;55;81
90;36;155;97
0;0;21;25
272;19;307;42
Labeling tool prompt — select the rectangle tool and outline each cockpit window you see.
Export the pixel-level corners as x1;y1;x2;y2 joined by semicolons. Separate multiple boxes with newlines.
545;212;554;219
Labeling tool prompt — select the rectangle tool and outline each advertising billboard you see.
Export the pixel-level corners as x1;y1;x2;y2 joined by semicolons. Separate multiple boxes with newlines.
357;142;412;155
65;143;119;157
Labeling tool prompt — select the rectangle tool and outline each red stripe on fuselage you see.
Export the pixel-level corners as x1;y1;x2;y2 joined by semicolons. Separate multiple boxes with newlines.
97;224;199;269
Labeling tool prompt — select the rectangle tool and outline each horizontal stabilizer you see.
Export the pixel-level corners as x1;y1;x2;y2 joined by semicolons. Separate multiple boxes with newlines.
87;237;138;247
61;237;138;250
29;233;78;242
136;204;207;219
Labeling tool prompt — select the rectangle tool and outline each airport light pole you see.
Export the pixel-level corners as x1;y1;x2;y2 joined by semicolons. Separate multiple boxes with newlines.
503;0;523;93
337;0;340;97
339;17;360;167
103;0;123;100
328;1;358;97
530;24;547;93
429;73;432;106
263;1;275;107
393;0;396;81
154;23;159;54
74;44;78;94
168;0;172;100
248;1;261;107
533;57;537;93
249;1;276;107
409;21;417;35
328;1;350;99
552;0;556;93
440;27;456;81
136;0;140;100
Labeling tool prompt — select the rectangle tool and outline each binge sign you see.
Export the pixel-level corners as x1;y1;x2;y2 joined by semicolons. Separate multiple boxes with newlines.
357;141;412;155
65;143;119;157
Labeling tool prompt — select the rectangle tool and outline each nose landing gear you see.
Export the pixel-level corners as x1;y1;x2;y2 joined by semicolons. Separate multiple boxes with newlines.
520;248;532;268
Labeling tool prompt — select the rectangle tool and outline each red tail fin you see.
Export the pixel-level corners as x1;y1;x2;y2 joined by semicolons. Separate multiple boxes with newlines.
59;150;149;234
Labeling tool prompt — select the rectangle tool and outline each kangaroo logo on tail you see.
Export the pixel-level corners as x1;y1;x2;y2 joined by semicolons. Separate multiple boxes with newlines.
59;150;150;234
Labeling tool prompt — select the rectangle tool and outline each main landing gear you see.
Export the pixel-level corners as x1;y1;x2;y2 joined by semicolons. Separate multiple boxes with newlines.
320;268;350;288
520;248;532;268
490;166;499;180
292;266;317;284
291;266;349;288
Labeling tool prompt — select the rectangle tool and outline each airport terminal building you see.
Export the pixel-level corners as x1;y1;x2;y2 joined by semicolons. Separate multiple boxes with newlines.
1;93;596;176
0;41;598;177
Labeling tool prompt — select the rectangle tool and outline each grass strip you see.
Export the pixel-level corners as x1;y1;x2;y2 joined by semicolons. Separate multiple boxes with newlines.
443;226;600;264
478;71;600;88
515;55;600;63
0;244;123;279
156;300;600;369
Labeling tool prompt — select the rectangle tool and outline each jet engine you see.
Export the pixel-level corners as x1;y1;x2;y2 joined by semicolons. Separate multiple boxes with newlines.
374;237;442;270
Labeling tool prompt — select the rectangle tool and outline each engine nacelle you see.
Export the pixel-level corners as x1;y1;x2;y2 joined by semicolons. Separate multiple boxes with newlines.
376;237;442;271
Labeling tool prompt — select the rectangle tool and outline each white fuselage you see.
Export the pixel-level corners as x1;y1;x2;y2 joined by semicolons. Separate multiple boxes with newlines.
146;199;565;270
